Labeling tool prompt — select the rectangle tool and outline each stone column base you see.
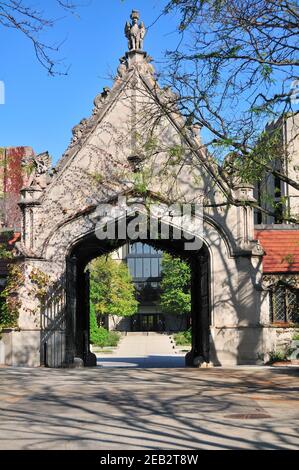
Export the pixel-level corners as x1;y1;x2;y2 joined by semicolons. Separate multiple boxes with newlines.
84;351;97;367
185;349;210;367
0;329;40;367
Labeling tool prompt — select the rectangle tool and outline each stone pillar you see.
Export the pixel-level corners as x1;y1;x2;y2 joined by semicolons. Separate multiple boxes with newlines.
64;255;78;366
186;253;210;367
233;183;256;248
19;186;43;251
82;270;97;367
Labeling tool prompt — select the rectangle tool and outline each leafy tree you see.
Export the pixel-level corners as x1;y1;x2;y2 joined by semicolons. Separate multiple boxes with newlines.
160;253;191;317
148;0;299;221
89;255;138;324
162;0;298;162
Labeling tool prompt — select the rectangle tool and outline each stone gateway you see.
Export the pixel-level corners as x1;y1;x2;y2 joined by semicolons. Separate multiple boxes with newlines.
0;11;287;368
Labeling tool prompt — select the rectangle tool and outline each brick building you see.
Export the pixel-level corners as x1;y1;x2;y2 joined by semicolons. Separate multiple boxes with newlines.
0;147;34;287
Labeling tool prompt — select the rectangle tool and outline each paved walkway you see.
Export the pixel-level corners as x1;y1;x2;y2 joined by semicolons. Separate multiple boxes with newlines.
96;332;186;368
0;366;298;449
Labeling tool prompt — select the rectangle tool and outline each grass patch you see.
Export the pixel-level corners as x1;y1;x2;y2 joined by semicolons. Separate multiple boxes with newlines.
93;348;115;354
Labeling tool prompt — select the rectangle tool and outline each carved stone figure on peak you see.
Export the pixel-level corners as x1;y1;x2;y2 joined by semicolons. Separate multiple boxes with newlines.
125;10;146;51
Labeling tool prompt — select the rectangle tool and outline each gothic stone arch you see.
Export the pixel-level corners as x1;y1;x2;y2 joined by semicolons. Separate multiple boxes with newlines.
62;209;212;369
3;38;268;368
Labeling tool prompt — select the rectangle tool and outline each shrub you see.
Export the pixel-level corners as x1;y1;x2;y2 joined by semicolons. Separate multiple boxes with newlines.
91;327;120;348
268;350;288;363
90;303;120;347
173;329;192;346
0;264;24;330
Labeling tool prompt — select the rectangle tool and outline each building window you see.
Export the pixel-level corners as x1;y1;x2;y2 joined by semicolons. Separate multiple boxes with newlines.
255;181;263;225
126;242;162;280
274;175;284;224
126;242;163;305
270;284;299;324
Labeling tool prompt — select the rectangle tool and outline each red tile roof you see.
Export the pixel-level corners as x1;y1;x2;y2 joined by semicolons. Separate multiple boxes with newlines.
255;229;299;273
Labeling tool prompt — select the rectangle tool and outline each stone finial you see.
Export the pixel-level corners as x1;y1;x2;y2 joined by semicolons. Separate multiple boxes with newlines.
125;10;146;51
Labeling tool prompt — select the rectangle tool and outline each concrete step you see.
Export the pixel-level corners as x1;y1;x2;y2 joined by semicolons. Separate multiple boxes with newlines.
124;332;168;336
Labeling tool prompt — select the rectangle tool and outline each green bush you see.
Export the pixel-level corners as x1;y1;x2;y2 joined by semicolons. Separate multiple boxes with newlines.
268;350;287;363
90;303;120;347
173;329;192;346
0;265;24;330
293;332;299;341
91;327;120;348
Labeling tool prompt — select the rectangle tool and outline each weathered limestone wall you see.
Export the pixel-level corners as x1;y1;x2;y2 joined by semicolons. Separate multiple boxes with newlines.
0;330;40;367
285;114;299;220
1;49;269;367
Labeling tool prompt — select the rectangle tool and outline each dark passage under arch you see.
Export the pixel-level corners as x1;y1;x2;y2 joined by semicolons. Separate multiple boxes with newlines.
60;229;211;369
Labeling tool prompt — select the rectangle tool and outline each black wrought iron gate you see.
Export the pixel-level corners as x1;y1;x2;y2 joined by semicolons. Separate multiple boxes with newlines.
40;282;67;368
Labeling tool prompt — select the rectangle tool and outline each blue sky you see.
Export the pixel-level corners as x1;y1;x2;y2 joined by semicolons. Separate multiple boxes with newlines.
0;0;178;163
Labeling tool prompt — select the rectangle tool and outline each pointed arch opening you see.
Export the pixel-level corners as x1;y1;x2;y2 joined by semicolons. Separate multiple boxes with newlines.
41;217;211;368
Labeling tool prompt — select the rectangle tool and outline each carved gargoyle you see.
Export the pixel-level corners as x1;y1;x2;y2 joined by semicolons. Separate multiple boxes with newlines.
93;87;111;115
136;55;155;77
125;10;146;51
117;56;128;79
26;151;52;189
71;118;89;145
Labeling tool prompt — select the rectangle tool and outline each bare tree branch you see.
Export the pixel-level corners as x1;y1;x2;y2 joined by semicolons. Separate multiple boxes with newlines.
0;0;80;75
159;0;299;199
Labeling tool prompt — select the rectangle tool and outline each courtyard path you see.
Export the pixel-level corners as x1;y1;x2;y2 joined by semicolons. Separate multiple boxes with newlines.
0;366;298;450
96;332;186;368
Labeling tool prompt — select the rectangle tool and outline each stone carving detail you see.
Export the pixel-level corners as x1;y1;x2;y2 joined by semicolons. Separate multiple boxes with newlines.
93;87;111;115
60;87;111;162
161;86;178;105
71;118;89;146
117;56;128;79
138;55;155;77
27;151;52;189
125;10;146;51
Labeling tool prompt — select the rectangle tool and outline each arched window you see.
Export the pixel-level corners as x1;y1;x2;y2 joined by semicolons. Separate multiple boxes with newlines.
270;283;299;324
